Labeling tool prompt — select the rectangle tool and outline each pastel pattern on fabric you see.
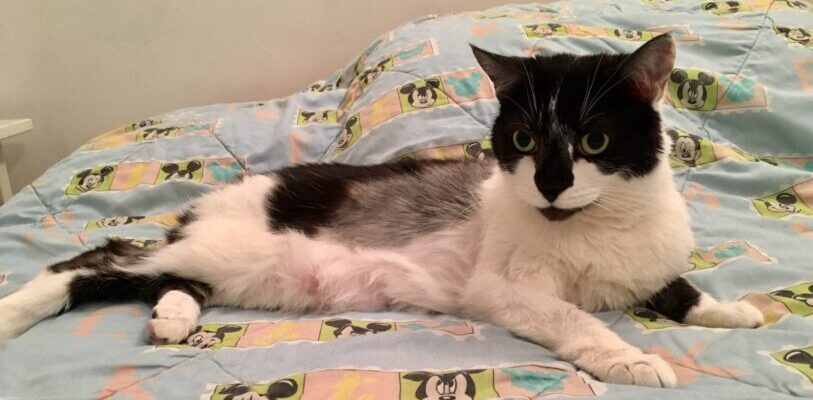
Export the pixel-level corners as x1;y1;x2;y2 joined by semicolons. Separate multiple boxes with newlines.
0;1;812;399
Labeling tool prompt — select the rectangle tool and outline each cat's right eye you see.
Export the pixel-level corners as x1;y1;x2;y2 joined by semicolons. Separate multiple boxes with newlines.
512;130;537;153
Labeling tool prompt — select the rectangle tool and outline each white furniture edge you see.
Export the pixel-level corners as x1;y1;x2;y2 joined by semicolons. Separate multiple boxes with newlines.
0;119;34;203
0;119;34;140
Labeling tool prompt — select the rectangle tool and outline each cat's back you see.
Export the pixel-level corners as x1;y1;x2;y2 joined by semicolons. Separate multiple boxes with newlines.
265;158;496;248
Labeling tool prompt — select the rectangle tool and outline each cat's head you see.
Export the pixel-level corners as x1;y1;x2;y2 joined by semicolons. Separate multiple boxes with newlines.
472;34;676;221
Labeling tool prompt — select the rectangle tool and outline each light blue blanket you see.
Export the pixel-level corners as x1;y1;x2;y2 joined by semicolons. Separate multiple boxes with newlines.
1;1;812;398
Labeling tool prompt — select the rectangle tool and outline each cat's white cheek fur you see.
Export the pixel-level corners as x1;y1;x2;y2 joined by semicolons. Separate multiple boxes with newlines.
509;157;549;208
555;160;604;210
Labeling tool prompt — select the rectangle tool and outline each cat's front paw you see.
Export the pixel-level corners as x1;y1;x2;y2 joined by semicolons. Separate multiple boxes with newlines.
686;300;764;329
583;350;677;388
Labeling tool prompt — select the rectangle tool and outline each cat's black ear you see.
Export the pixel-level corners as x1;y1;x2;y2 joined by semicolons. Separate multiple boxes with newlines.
470;45;522;94
622;34;676;103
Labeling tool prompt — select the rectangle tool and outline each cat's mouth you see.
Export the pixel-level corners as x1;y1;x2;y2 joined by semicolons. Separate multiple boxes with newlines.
538;206;584;221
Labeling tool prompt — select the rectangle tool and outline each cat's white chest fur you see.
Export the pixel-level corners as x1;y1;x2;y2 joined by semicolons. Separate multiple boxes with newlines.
476;162;695;312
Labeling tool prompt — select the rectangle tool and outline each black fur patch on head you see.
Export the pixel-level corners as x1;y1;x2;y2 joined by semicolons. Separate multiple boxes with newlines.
643;277;701;323
471;36;671;180
265;160;432;236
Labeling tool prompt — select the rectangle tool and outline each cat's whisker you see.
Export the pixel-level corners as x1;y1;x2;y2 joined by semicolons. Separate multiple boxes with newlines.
503;96;534;121
584;68;637;118
597;195;654;209
520;60;539;115
580;70;590;121
601;186;662;195
588;200;612;212
598;192;658;203
600;187;664;199
580;111;609;126
583;48;640;118
598;189;657;200
582;66;621;117
580;55;603;122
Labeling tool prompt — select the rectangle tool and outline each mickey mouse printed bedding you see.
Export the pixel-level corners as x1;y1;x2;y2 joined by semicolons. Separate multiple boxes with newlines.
1;1;813;398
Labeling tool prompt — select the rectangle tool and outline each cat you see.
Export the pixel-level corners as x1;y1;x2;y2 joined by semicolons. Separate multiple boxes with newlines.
0;34;763;387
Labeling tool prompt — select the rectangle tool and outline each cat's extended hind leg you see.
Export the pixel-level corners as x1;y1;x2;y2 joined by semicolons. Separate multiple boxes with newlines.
0;239;148;344
644;277;763;328
72;241;213;344
0;269;80;344
0;239;210;345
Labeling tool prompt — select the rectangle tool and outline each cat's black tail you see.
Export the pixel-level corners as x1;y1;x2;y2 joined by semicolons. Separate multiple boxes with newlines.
0;239;209;345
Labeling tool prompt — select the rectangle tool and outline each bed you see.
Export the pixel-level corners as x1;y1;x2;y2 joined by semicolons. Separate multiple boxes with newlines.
1;1;812;398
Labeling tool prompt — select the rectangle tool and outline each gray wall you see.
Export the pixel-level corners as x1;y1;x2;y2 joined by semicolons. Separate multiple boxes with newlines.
0;0;509;193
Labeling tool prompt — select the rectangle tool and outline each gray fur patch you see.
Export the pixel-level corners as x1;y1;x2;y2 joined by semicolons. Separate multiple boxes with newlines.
323;160;495;248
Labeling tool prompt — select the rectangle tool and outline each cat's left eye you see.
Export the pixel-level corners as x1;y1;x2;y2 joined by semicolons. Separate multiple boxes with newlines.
579;132;610;155
512;130;537;153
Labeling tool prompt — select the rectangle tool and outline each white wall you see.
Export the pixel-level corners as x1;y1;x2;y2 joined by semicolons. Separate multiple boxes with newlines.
0;0;510;193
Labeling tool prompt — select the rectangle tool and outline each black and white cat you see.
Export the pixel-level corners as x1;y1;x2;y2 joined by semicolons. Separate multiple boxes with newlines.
0;35;763;387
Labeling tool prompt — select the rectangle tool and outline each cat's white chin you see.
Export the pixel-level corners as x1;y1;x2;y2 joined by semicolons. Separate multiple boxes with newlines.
552;193;600;210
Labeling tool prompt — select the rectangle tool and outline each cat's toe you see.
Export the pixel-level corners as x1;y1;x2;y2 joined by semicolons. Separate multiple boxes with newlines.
593;351;677;388
147;317;194;344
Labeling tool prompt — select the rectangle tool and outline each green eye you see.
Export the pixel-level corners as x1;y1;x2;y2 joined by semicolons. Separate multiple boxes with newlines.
580;132;610;155
512;130;536;153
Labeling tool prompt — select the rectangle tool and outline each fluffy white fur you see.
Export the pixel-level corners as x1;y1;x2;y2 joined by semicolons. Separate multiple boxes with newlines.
685;293;764;329
464;134;690;387
0;271;79;343
0;135;764;388
149;290;201;344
